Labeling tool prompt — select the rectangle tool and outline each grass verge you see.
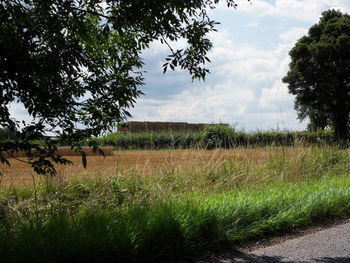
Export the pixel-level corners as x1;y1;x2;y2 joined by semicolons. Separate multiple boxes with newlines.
0;147;350;262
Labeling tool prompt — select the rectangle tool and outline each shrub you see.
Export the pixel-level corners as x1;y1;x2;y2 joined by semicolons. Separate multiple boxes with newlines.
56;129;337;150
200;125;235;149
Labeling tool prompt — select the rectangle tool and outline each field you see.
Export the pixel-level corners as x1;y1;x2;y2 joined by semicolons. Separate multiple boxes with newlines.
1;146;350;262
0;147;312;188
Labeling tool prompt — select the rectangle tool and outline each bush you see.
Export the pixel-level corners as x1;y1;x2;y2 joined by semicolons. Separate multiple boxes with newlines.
200;125;235;149
56;128;337;150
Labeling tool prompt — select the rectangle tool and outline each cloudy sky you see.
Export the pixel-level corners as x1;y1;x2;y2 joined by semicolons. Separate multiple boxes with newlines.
8;0;350;132
129;0;350;131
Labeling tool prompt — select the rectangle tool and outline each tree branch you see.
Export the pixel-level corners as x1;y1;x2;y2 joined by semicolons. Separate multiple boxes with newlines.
5;151;31;164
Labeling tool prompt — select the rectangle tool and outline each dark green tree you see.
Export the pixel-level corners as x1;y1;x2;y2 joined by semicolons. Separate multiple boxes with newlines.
283;9;350;140
0;0;245;175
295;104;330;132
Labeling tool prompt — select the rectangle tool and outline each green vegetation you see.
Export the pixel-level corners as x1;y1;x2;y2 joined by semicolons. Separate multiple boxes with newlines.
283;9;350;139
92;125;336;150
1;147;350;262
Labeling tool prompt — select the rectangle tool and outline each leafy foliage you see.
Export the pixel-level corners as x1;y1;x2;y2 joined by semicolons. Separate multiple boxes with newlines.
199;124;235;149
92;127;335;150
283;9;350;140
0;0;244;174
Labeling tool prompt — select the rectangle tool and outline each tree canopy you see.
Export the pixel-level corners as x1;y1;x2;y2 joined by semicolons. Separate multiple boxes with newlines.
0;0;244;175
283;9;350;140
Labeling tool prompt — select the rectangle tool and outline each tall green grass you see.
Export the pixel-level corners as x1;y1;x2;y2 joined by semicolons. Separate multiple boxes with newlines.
1;147;350;262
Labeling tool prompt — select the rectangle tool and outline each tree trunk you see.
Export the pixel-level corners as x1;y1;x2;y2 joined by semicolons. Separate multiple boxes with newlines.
333;110;349;142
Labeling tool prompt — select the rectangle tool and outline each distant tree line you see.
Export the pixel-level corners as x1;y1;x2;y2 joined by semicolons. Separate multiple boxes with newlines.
85;125;336;150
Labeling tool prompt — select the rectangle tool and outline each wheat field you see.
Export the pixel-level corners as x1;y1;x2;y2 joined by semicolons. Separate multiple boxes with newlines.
0;148;280;188
0;147;318;188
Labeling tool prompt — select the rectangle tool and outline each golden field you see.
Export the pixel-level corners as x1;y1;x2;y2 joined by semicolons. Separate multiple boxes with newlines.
0;147;312;188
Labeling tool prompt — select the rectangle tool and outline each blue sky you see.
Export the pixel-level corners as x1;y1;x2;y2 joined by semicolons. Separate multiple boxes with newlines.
129;0;350;131
9;0;350;132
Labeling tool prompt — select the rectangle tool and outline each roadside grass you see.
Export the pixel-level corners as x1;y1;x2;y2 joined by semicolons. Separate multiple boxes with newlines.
0;146;350;262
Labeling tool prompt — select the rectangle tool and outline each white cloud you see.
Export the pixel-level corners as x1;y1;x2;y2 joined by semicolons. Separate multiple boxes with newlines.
208;30;292;83
258;82;294;110
8;102;33;125
279;27;308;43
229;0;350;22
246;21;260;27
131;27;308;131
145;38;188;58
132;83;256;124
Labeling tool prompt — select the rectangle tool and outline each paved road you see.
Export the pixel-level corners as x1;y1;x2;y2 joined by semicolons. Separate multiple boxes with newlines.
215;220;350;263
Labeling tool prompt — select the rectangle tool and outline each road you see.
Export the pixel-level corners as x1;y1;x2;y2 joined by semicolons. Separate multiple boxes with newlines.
212;219;350;263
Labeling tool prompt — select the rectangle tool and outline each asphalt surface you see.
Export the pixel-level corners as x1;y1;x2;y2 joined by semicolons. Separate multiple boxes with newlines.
214;220;350;263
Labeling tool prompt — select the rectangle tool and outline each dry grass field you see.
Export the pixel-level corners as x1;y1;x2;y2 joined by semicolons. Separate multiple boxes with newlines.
0;147;308;188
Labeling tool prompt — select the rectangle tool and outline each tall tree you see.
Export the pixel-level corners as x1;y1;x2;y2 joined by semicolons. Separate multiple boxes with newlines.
0;0;245;175
283;9;350;140
294;104;330;132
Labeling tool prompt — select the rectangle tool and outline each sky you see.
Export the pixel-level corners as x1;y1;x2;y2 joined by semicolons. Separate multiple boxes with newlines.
128;0;350;131
8;0;350;132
